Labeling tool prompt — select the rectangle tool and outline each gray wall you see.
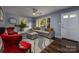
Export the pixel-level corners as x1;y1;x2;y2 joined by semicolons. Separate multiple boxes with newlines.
35;7;79;38
35;13;61;38
4;12;33;31
50;13;61;38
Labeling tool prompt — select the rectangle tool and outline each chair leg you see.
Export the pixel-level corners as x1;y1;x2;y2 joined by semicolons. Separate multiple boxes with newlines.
29;48;31;53
27;48;31;53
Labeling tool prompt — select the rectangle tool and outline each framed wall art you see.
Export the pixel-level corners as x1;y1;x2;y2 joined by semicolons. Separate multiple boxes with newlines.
8;17;17;24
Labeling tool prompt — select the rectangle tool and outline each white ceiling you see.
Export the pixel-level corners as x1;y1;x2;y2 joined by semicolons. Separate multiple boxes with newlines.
2;6;70;17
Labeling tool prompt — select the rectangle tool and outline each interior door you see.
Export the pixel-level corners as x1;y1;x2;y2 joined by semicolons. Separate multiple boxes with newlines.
61;11;79;42
61;13;69;38
68;11;79;41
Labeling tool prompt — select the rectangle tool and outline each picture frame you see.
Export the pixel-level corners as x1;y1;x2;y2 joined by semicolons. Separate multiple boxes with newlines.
8;17;17;24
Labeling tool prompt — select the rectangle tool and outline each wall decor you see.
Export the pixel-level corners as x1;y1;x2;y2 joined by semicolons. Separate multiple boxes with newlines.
8;17;17;24
36;17;51;27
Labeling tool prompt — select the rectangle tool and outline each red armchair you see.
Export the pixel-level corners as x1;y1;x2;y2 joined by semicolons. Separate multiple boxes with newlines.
0;27;31;53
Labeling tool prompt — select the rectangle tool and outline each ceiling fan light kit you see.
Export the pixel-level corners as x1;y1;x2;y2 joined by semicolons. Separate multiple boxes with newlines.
32;8;42;16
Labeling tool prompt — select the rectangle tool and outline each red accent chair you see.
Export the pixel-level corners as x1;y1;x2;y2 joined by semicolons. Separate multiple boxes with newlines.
0;27;31;53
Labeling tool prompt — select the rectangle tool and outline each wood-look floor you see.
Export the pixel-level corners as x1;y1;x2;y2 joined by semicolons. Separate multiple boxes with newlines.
41;38;79;53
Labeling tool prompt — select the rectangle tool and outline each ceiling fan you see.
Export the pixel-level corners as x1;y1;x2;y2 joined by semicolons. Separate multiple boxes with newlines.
32;8;42;16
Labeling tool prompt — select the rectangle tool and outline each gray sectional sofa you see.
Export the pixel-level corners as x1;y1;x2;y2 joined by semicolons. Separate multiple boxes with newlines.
34;30;55;39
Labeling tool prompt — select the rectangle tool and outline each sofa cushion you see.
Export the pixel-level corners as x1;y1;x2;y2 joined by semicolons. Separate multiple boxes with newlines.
20;41;31;49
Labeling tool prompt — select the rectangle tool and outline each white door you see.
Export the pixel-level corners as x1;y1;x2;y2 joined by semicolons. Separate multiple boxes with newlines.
61;13;69;38
61;11;79;42
68;11;79;41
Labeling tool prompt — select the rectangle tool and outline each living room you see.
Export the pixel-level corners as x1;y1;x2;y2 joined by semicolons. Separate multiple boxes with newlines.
0;6;79;53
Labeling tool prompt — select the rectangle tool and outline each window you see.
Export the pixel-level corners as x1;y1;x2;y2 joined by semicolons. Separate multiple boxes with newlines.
36;18;49;27
0;7;4;21
70;14;76;18
63;15;68;19
19;17;27;24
